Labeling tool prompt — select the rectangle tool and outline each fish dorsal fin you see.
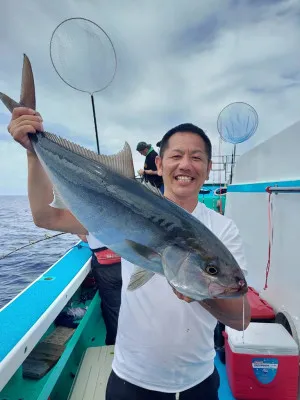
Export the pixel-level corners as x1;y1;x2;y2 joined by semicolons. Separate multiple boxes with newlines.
49;186;68;209
20;54;36;110
0;54;36;113
141;180;164;197
42;132;135;179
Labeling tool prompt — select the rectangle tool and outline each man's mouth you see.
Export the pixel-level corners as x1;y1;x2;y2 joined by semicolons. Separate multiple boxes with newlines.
175;175;194;182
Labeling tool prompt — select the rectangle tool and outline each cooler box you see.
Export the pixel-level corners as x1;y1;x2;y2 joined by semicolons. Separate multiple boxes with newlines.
224;322;299;400
214;288;275;364
247;287;275;321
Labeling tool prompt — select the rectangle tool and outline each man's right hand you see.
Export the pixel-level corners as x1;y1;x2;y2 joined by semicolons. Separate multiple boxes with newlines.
7;107;44;153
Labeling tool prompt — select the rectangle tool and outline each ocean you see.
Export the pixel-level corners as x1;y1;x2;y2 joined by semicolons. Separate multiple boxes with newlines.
0;196;79;309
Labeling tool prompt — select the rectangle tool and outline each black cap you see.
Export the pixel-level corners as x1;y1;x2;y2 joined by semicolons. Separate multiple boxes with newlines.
136;141;150;151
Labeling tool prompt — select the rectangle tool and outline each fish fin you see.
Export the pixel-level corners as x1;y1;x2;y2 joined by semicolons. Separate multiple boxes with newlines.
141;180;164;197
20;54;36;109
127;266;155;291
42;131;135;179
0;54;35;113
125;239;160;260
0;93;20;113
49;186;68;209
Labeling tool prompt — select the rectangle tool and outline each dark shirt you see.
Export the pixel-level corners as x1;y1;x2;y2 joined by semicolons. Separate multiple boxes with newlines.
144;149;163;188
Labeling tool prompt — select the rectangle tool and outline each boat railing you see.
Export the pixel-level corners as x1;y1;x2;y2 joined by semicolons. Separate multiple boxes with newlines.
266;186;300;194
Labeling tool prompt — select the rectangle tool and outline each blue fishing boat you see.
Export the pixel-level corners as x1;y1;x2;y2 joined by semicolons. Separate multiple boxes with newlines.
1;119;299;399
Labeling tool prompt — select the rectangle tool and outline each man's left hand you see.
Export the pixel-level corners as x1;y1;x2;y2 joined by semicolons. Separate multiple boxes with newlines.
172;287;194;303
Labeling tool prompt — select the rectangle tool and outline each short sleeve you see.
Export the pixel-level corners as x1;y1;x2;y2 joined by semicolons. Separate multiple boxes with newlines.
219;219;248;275
146;152;158;171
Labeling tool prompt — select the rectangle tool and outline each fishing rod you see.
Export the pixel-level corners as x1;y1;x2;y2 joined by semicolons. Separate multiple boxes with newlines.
0;232;67;260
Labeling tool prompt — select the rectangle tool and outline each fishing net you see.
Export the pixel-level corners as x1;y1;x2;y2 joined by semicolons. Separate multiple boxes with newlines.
217;102;259;144
50;18;117;153
50;17;117;94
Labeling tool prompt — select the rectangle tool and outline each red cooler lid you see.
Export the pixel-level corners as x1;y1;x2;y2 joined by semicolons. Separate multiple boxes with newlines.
247;287;275;320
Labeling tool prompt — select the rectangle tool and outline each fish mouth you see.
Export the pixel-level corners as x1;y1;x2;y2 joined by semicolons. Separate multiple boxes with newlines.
208;281;248;298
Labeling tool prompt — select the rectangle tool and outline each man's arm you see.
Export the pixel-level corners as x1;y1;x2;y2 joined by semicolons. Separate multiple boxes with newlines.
200;218;251;331
199;297;251;331
8;107;87;235
174;217;251;331
174;289;250;331
27;151;87;234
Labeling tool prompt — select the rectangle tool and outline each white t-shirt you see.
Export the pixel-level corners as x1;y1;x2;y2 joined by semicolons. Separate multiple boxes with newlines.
112;202;247;393
86;233;104;250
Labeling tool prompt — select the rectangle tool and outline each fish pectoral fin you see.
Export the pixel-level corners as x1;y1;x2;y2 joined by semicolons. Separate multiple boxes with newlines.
49;186;68;209
125;239;160;260
127;266;155;291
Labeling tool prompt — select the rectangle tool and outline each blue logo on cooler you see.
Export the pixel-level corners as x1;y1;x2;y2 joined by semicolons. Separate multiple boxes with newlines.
252;358;278;384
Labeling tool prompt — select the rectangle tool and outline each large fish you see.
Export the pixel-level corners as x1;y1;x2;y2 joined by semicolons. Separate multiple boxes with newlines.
0;54;248;300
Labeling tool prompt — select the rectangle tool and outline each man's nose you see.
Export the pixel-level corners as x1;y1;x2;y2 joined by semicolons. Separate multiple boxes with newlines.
178;155;192;170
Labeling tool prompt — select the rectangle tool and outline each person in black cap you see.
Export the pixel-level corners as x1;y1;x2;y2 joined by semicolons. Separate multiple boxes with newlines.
136;141;163;192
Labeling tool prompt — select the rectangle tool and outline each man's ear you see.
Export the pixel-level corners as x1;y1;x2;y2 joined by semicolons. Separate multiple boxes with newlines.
155;156;163;176
206;160;212;180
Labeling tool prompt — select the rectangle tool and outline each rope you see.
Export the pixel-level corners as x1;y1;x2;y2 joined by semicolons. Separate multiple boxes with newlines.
264;187;274;289
0;232;67;260
217;137;223;214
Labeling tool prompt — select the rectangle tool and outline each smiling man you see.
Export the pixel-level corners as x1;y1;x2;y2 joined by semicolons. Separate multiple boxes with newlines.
108;123;250;400
7;111;250;399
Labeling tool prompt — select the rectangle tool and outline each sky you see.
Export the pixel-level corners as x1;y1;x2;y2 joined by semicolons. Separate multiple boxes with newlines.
1;0;300;194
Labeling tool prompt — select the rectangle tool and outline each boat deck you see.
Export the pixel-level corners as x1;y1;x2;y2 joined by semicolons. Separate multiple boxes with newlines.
68;346;234;399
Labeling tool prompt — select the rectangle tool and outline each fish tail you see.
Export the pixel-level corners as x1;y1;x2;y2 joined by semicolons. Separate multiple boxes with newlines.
0;54;36;113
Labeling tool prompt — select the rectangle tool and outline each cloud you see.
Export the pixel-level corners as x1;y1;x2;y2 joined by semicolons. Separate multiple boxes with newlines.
0;0;300;193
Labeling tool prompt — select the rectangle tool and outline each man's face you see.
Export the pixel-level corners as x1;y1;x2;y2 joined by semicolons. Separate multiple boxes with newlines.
156;132;212;200
139;148;148;156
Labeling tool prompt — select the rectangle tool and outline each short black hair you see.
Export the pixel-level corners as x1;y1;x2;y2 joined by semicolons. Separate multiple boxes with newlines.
159;123;212;160
136;141;151;152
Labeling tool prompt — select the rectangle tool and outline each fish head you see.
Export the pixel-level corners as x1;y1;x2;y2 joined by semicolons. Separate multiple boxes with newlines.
162;245;247;301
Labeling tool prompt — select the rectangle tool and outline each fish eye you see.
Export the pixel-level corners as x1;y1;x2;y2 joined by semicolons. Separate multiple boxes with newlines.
205;263;218;275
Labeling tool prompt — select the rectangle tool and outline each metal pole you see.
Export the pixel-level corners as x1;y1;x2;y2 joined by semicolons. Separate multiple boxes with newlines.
91;94;100;154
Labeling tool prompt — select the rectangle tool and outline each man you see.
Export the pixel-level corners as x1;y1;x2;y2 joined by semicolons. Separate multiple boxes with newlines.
78;233;122;346
136;141;163;191
7;107;122;346
216;199;224;215
8;111;250;399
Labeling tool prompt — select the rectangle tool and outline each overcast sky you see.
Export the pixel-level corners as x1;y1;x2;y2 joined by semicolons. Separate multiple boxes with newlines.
0;0;300;194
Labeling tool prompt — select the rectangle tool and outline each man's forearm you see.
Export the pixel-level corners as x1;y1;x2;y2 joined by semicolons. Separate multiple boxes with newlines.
199;296;251;331
27;151;59;227
144;169;158;175
26;152;87;234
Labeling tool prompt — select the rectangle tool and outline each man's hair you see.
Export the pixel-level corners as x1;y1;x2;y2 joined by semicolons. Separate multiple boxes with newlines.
136;141;151;152
159;123;212;160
